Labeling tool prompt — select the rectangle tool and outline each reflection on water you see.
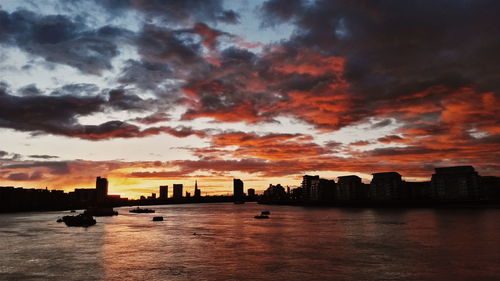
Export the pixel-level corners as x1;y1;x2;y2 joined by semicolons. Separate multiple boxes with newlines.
1;203;500;281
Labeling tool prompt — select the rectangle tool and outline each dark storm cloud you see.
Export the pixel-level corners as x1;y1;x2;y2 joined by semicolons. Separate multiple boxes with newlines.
0;85;169;140
89;0;240;25
117;59;172;91
260;0;500;100
0;85;105;135
260;0;304;27
0;9;131;74
18;84;42;96
106;88;155;111
135;24;204;66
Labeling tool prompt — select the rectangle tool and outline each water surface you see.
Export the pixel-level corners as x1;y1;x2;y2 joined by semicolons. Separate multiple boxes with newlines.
1;203;499;281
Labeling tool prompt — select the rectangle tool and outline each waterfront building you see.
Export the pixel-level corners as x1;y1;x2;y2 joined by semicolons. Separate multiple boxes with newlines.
194;181;201;198
159;185;168;199
233;179;244;200
337;175;369;200
370;172;407;200
482;176;500;200
71;188;97;203
263;184;287;201
431;166;481;200
96;176;108;202
405;181;432;200
301;175;320;200
173;184;183;199
247;188;256;198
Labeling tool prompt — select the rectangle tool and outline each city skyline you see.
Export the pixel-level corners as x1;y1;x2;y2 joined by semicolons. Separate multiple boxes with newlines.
0;0;499;199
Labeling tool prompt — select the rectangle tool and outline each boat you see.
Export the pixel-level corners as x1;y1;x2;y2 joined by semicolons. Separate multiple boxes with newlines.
261;210;271;215
152;216;164;221
254;215;269;219
84;207;118;216
70;210;76;213
62;214;96;227
129;207;155;213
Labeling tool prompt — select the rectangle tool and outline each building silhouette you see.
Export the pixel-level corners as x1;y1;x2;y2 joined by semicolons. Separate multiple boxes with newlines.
405;181;432;200
263;184;287;201
96;176;108;202
301;175;320;200
431;166;480;200
483;176;500;200
370;172;407;200
159;185;168;199
71;188;96;203
173;184;183;199
233;179;244;200
337;175;369;200
194;180;201;198
247;188;256;198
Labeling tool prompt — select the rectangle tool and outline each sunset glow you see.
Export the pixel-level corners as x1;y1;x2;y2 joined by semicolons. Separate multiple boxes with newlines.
0;0;499;198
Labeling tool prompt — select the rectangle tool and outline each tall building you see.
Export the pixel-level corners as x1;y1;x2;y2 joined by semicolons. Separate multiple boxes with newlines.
159;185;168;199
301;175;320;201
194;180;201;198
233;179;244;200
431;166;481;200
96;176;108;202
311;178;336;201
370;172;407;200
337;175;369;200
173;184;183;199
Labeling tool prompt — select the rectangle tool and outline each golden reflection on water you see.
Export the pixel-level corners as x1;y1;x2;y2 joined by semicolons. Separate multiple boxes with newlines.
84;204;500;281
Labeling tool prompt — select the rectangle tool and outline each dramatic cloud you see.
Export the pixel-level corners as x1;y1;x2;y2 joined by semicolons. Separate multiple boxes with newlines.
92;0;240;25
0;1;498;197
0;9;130;74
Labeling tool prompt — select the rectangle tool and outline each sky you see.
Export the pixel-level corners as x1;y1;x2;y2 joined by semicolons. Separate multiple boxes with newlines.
0;0;499;199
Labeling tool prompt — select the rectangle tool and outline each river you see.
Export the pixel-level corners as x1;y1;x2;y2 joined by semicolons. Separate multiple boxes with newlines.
1;203;499;281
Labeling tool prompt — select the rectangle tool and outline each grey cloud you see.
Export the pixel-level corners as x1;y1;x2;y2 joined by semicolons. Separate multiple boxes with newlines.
0;9;131;74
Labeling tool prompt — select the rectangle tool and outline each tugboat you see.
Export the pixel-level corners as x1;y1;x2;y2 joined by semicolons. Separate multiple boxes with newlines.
254;214;269;219
62;214;96;227
129;207;155;213
152;216;164;221
84;207;118;216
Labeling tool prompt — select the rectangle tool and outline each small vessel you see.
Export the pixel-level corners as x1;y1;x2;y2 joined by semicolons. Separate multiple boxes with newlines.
152;216;164;221
254;215;269;219
62;214;96;227
261;210;271;215
129;207;155;213
70;210;76;213
84;207;118;216
234;201;245;204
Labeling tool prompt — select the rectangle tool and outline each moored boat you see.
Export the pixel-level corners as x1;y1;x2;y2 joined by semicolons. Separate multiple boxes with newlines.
254;215;269;219
62;214;96;227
